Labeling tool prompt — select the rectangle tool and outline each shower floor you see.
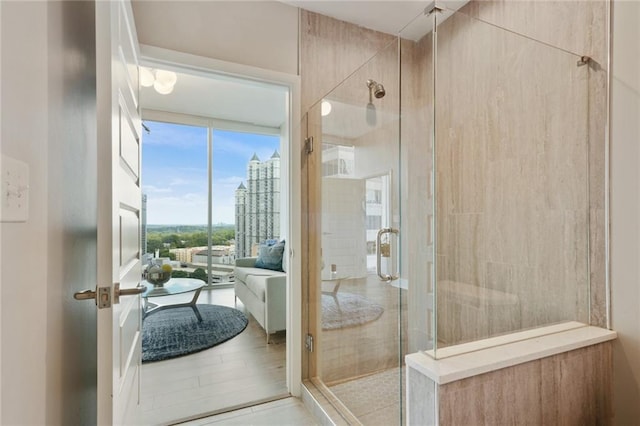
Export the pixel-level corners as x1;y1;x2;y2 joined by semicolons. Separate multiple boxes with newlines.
327;367;405;426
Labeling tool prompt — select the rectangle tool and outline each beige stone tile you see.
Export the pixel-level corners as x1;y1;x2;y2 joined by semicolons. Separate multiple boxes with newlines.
541;343;613;424
590;207;608;328
464;1;601;61
435;343;612;424
300;10;395;113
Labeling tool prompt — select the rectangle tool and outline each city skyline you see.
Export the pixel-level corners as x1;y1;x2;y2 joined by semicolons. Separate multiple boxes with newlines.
141;121;280;225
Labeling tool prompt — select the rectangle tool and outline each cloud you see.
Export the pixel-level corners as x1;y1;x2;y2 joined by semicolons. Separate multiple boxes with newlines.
213;132;280;163
169;177;202;187
217;175;245;184
146;187;241;225
142;166;207;190
143;126;281;225
143;185;172;194
142;121;207;148
146;192;209;225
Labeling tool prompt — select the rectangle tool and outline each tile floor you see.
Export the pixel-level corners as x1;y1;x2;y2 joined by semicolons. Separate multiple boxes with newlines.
328;367;405;426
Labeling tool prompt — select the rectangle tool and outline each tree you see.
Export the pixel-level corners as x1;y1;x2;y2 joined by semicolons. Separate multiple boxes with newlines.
146;235;163;253
158;249;176;260
191;232;208;247
190;268;207;283
163;234;182;248
171;270;189;278
145;227;235;252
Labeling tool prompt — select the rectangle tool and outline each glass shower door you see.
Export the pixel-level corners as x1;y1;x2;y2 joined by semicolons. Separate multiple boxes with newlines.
305;39;405;425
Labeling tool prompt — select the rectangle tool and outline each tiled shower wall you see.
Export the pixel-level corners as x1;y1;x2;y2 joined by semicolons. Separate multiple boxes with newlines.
302;11;404;382
398;1;609;348
432;1;608;345
301;0;608;350
300;9;395;113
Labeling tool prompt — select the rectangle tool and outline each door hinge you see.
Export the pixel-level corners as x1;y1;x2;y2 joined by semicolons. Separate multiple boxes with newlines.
305;333;314;352
304;136;314;154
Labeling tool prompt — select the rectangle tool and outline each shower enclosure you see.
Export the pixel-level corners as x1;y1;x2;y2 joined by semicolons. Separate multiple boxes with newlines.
303;2;607;424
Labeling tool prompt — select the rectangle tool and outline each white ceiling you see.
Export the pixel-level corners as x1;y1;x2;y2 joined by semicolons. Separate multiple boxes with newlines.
283;1;429;37
141;69;288;129
140;1;468;131
283;1;469;40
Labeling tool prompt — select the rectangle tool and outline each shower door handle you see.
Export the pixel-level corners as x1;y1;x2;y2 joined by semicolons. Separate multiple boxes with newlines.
376;227;399;282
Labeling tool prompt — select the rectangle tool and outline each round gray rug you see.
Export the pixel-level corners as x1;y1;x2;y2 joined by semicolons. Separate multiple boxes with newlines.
322;292;384;330
142;304;248;363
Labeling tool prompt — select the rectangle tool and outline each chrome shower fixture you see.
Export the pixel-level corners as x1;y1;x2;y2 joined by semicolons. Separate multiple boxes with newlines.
367;79;386;101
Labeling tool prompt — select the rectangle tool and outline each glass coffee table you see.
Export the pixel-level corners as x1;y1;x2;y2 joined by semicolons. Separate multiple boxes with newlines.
142;278;205;322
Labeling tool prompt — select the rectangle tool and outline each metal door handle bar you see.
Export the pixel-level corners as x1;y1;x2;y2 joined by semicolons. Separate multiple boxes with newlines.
114;283;145;304
74;289;97;300
376;227;399;282
73;286;112;308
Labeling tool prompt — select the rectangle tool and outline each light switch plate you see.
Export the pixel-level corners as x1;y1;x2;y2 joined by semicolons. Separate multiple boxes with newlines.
1;155;30;222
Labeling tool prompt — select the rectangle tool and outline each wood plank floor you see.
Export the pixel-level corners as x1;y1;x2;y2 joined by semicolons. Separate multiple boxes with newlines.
140;288;287;425
179;397;319;426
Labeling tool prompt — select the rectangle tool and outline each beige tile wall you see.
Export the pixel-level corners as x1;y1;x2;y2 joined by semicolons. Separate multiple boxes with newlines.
300;10;395;113
303;19;404;382
400;35;435;354
435;342;613;424
427;2;608;346
301;0;608;366
460;0;610;331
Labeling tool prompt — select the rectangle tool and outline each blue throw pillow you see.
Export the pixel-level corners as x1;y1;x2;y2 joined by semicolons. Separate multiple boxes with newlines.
254;240;285;271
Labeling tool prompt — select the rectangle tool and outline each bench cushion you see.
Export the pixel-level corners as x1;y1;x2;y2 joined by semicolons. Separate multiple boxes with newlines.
235;267;284;284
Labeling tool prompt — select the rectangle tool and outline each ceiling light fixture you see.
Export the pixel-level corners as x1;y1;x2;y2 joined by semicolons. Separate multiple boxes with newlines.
140;67;177;95
321;100;332;116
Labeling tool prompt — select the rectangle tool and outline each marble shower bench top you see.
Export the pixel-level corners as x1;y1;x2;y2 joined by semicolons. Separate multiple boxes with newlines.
406;321;617;384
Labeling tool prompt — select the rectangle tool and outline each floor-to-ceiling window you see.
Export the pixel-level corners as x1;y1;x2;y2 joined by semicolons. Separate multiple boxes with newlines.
138;66;291;424
141;122;280;286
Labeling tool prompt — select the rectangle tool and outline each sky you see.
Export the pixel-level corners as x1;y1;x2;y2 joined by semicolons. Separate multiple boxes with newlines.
141;121;280;225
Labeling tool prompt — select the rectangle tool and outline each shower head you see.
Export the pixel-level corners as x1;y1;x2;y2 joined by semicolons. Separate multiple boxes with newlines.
367;79;386;99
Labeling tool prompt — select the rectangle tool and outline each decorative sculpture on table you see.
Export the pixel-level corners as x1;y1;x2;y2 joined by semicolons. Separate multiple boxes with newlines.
146;262;172;286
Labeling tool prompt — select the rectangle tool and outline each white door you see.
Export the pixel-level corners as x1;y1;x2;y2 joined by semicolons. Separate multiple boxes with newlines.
96;0;143;423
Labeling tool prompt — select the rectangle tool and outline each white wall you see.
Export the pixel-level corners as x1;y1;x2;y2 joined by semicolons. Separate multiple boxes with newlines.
0;1;3;420
610;0;640;422
132;1;299;75
0;2;49;424
136;2;303;395
46;1;99;424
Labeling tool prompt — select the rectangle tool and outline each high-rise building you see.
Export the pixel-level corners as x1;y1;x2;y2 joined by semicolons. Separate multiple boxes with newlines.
235;151;281;258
